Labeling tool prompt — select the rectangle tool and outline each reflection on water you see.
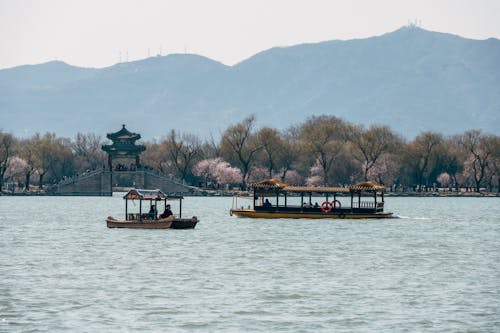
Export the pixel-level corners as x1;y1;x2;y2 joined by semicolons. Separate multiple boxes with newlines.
1;196;499;332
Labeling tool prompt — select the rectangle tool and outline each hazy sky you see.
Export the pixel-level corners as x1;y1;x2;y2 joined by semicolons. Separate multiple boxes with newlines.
1;0;499;69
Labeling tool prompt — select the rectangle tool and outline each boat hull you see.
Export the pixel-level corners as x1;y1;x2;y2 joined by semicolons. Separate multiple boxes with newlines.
230;209;393;219
170;218;199;229
106;216;198;229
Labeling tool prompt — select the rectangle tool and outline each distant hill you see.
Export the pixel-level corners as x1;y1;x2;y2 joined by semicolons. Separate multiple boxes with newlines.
1;26;499;139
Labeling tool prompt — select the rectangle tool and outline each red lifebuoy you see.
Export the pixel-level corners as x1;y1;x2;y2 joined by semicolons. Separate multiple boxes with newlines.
332;200;341;209
321;201;333;213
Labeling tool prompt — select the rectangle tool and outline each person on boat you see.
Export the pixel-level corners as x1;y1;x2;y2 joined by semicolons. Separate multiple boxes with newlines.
263;199;272;207
160;204;173;219
148;204;157;220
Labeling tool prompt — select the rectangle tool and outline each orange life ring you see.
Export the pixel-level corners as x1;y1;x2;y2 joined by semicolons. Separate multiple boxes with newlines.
332;200;341;209
321;201;333;213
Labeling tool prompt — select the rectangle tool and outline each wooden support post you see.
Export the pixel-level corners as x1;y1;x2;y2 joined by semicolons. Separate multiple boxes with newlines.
179;198;182;218
253;188;256;209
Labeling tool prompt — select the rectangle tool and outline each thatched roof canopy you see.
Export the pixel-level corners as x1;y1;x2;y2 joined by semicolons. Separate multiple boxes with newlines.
251;179;385;194
251;179;288;190
348;181;386;192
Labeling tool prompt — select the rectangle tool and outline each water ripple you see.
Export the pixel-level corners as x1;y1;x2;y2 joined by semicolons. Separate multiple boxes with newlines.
1;196;499;332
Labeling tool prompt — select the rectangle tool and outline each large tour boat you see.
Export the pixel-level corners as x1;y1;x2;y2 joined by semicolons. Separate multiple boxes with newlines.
230;179;394;219
106;189;198;229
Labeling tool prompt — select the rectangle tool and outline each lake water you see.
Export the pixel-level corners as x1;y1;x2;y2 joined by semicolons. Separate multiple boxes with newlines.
1;195;499;332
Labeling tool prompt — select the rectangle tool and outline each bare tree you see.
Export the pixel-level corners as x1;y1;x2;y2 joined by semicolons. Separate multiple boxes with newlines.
459;130;497;192
220;116;262;188
256;127;283;178
438;136;464;190
349;125;401;180
0;130;17;190
165;130;203;182
404;131;443;187
205;133;222;158
298;115;347;185
72;133;106;172
19;138;37;190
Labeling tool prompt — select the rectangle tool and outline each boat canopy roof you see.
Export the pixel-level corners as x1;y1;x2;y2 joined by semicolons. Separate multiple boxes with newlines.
123;188;184;200
250;179;385;194
348;181;386;191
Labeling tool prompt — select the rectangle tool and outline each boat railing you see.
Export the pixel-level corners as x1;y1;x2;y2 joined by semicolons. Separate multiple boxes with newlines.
255;205;347;212
127;213;175;221
252;201;385;212
128;213;141;220
354;201;377;209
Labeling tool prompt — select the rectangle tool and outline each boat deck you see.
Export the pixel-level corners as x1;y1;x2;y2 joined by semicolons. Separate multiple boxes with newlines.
231;205;392;219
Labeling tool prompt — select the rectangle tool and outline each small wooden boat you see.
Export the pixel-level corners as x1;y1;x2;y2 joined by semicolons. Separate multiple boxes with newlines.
106;189;198;229
230;179;394;219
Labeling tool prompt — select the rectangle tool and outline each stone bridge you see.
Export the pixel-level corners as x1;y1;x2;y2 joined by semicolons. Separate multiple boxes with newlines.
56;169;199;196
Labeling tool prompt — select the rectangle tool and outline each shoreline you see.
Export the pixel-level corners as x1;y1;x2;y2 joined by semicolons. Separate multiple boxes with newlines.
1;190;499;198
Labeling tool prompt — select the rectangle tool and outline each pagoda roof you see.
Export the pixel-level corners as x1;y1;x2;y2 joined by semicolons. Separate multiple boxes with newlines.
102;143;146;153
107;125;141;141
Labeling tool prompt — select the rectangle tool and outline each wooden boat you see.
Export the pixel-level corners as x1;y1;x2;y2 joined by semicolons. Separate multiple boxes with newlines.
106;189;198;229
230;179;394;219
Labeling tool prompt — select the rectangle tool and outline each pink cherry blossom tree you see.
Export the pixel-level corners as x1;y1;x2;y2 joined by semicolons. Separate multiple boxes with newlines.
247;166;269;184
306;163;324;186
366;153;400;185
274;169;303;185
193;158;242;188
4;156;28;191
436;172;451;187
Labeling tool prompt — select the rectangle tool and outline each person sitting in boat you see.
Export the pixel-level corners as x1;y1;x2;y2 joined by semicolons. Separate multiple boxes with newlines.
160;204;173;219
263;199;272;207
148;205;157;220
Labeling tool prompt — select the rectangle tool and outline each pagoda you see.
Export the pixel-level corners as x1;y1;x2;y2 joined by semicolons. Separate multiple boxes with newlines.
102;125;146;170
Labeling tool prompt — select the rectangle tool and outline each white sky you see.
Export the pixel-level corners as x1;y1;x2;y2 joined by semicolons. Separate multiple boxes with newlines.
1;0;499;69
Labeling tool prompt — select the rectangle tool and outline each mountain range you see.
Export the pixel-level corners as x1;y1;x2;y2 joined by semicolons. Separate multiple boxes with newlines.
1;25;499;139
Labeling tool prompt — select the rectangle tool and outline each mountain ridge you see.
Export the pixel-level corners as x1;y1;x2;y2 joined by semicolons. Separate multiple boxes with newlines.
1;26;499;139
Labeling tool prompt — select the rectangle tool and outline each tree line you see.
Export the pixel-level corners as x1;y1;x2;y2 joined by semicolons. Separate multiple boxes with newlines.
1;115;499;193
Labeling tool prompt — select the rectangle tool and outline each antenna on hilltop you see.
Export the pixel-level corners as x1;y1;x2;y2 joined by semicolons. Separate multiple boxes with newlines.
407;19;422;28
